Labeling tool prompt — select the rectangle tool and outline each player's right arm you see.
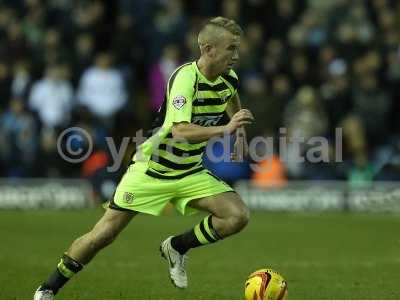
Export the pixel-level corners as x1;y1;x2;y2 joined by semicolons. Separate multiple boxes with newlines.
172;110;254;143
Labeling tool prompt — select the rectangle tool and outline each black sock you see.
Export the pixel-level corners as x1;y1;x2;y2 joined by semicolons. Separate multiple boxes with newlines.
40;269;69;294
171;215;222;255
41;254;83;295
171;229;201;254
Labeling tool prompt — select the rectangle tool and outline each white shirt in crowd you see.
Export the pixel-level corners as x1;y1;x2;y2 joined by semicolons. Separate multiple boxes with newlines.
29;78;74;128
77;67;127;118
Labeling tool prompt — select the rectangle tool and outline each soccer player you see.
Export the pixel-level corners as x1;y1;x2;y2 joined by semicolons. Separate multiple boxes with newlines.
34;16;254;299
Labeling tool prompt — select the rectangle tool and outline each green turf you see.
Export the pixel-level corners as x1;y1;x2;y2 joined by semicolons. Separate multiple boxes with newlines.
0;209;399;300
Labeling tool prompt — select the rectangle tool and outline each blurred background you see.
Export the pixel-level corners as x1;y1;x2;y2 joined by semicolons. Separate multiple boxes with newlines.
0;0;400;209
1;2;399;298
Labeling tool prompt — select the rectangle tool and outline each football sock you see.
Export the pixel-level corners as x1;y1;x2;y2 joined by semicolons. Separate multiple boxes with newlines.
40;254;83;294
171;215;222;254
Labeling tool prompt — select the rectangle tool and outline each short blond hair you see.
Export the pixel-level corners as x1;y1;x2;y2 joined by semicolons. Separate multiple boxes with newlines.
198;16;243;47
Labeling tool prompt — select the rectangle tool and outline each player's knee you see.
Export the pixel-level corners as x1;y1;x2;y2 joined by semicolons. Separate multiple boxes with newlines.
229;206;250;233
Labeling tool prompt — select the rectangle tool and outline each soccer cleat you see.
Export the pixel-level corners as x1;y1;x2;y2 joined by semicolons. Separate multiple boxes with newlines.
33;286;54;300
160;236;188;289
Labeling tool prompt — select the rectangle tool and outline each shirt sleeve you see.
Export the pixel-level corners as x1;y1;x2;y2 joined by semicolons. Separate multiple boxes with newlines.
166;66;196;124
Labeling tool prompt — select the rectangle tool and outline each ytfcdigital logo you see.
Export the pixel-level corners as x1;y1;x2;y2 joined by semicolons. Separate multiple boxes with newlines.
57;127;93;163
57;127;343;172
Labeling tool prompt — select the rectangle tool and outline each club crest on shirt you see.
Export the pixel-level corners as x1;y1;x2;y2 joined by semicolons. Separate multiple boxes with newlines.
123;192;135;204
172;95;186;109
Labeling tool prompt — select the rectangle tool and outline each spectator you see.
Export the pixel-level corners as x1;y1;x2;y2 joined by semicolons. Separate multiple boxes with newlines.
0;98;37;177
149;44;180;115
22;2;46;50
284;86;329;141
77;51;127;127
28;62;74;129
0;61;12;112
149;0;187;60
72;33;95;86
11;60;32;100
283;86;329;178
374;141;400;181
241;73;269;139
352;73;391;145
5;18;30;63
71;0;105;34
221;0;242;24
266;74;292;132
320;72;352;129
341;115;374;187
42;28;66;65
239;22;264;73
250;135;287;188
261;38;286;78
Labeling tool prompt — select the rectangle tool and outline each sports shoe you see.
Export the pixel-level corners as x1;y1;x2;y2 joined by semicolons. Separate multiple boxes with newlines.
160;236;188;289
33;286;54;300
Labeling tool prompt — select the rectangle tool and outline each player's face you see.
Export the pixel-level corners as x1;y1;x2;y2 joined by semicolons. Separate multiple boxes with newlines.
212;32;240;74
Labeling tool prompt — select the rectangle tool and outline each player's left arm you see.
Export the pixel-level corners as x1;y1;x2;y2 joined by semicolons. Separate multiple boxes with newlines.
226;93;253;161
226;93;242;118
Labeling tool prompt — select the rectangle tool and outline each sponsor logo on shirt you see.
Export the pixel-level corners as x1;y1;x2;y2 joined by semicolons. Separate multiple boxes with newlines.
192;115;223;126
219;91;232;102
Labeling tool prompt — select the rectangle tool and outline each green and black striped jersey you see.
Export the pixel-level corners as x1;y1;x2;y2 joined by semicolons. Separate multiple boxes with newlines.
133;61;239;179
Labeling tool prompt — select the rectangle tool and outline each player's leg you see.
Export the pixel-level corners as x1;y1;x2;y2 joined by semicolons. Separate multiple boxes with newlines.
160;171;249;289
160;192;249;289
170;191;249;254
34;208;135;299
67;208;136;264
193;191;250;236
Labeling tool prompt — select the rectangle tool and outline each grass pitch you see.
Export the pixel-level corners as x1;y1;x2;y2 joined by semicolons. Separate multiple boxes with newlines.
0;209;399;300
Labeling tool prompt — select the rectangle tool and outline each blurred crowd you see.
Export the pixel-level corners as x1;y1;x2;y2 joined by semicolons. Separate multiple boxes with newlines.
0;0;400;198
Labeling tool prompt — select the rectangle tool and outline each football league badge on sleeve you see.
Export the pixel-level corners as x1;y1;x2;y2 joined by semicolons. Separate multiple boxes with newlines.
172;95;186;109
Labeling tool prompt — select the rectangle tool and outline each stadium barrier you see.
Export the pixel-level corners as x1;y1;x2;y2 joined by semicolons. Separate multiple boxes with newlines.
234;181;400;213
0;179;94;210
1;179;399;212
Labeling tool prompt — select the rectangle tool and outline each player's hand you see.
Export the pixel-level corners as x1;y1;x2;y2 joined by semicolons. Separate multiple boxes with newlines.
231;127;249;162
225;109;254;135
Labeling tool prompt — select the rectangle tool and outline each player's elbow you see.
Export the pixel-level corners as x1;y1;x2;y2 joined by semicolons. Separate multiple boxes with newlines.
171;123;190;141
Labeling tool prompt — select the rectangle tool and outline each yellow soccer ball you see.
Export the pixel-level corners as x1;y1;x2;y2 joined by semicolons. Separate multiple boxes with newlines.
244;268;288;300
